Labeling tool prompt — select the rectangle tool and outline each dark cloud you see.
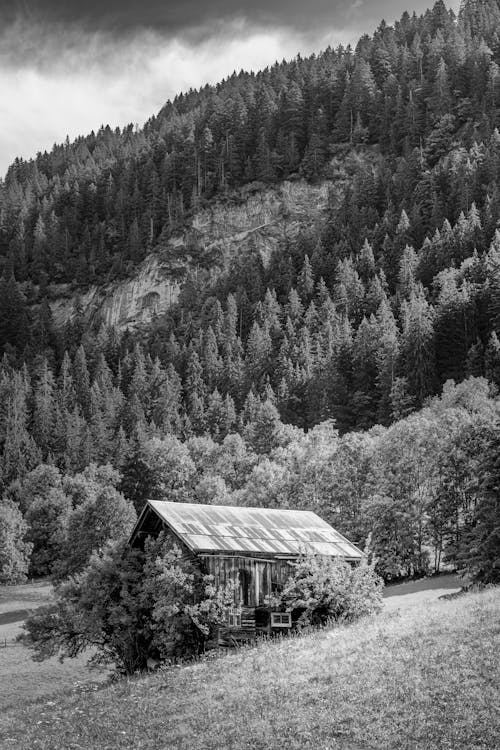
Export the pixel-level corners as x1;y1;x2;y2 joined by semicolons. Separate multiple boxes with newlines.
1;1;447;37
0;0;454;75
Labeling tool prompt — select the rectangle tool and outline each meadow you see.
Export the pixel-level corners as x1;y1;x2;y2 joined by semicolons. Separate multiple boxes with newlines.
0;581;106;712
0;580;498;750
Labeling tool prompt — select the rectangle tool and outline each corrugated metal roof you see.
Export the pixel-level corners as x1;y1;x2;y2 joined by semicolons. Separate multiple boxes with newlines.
147;501;363;560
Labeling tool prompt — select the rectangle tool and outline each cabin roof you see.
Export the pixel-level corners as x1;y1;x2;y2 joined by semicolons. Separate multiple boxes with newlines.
134;500;363;560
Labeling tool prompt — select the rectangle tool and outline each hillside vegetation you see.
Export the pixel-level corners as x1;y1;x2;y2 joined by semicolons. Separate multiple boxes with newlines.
1;588;499;749
3;2;500;587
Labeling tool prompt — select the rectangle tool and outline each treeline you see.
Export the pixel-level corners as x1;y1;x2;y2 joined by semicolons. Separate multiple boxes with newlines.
2;377;499;585
1;1;500;287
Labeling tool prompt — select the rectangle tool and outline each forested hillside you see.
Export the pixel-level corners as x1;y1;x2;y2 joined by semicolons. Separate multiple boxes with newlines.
1;0;500;585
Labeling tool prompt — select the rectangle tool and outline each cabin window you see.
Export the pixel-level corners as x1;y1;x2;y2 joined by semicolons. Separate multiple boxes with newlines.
238;568;252;606
271;612;292;628
227;610;241;628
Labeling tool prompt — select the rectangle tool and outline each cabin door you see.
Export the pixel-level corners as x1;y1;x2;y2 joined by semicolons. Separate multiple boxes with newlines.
238;567;252;606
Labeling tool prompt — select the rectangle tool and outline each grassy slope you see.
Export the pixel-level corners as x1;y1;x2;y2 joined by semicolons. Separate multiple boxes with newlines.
0;588;498;750
0;622;105;712
0;582;106;711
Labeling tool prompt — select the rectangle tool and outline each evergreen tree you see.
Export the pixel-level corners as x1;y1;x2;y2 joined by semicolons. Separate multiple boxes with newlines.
245;400;283;455
401;292;437;405
297;255;315;302
73;346;91;418
32;359;57;458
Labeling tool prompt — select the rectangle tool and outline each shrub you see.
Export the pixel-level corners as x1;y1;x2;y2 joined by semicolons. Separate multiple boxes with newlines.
143;536;234;660
20;534;233;674
20;541;150;674
268;552;383;628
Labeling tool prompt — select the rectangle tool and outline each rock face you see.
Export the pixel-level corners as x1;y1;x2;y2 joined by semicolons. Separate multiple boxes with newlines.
51;256;181;330
50;180;331;330
191;180;330;269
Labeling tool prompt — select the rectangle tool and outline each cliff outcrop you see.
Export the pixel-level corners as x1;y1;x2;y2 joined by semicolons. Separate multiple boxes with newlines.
50;180;331;330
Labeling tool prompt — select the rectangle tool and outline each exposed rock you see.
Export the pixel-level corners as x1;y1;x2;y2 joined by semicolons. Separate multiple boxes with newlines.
191;180;330;270
50;179;332;331
50;255;181;330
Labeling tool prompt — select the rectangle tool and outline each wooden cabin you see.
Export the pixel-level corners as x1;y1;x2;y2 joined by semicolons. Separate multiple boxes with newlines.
129;500;363;643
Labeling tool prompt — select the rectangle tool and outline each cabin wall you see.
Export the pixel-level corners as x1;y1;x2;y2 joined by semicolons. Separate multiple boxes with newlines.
200;554;296;643
200;554;295;607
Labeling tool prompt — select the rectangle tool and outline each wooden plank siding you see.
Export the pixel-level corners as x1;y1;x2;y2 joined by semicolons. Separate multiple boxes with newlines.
131;512;296;603
199;555;295;607
199;554;296;643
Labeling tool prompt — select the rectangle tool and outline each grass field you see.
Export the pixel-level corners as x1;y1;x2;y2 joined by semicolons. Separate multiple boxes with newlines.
0;583;498;750
383;572;462;609
0;581;106;711
0;580;53;615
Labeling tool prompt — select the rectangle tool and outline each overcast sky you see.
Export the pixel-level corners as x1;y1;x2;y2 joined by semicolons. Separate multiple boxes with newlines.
0;1;460;177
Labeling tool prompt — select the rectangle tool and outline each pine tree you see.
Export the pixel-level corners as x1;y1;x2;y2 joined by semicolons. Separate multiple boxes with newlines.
435;271;473;383
398;245;418;300
73;346;91;418
351;316;379;427
25;488;71;576
297;255;315;302
254;128;276;183
185;347;206;405
300;128;326;180
129;344;149;413
401;292;437;405
202;326;222;391
1;374;41;489
32;358;57;458
357;239;376;283
246;399;282;455
205;389;227;441
375;299;400;423
0;275;30;353
244;322;272;391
